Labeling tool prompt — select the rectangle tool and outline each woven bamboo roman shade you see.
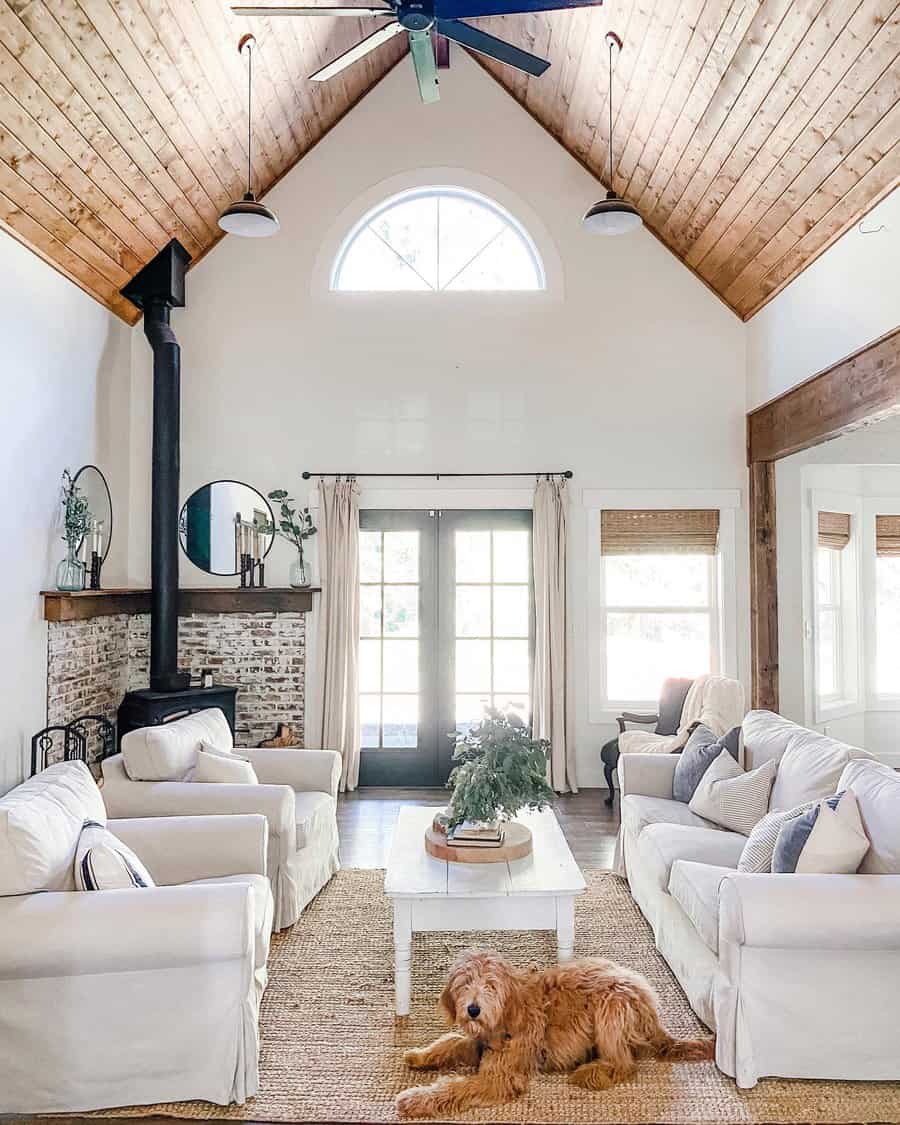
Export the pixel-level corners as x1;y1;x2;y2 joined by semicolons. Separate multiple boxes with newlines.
817;511;851;550
876;515;900;557
600;509;720;555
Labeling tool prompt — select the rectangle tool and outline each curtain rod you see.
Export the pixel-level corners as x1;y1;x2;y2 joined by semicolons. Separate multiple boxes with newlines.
301;470;573;480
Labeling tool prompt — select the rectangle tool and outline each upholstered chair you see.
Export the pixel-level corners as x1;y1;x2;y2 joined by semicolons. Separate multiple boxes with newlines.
0;761;270;1113
101;707;340;931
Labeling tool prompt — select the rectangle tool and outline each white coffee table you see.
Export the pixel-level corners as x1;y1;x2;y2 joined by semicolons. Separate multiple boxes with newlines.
385;806;586;1015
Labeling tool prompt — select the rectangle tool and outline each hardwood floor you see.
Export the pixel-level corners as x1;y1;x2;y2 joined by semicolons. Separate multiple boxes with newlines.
338;787;619;869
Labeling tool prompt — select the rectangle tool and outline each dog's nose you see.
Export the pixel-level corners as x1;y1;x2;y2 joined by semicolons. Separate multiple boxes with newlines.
467;1004;481;1019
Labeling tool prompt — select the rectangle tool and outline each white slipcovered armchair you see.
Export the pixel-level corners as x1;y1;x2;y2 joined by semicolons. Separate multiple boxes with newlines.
0;761;270;1113
101;708;340;930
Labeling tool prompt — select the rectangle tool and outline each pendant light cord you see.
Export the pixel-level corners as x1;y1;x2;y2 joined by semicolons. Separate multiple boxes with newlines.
247;40;253;196
608;34;615;191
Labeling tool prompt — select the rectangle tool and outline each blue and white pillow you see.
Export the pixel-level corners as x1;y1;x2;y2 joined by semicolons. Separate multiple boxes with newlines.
673;724;741;803
74;820;156;891
772;790;869;874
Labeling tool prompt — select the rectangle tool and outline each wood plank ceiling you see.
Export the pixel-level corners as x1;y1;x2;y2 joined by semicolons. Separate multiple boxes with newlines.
0;1;896;323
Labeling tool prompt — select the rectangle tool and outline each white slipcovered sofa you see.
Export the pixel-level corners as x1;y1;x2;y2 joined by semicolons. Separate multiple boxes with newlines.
0;761;271;1113
615;709;900;1089
102;708;340;930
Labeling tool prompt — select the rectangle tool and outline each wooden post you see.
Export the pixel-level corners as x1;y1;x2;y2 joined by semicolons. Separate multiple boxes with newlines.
749;460;778;711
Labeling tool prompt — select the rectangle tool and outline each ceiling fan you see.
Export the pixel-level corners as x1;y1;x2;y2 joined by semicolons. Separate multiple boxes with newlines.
232;0;603;104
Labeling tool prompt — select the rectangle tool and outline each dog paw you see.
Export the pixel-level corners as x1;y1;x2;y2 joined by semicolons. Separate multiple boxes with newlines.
396;1087;437;1118
402;1049;429;1070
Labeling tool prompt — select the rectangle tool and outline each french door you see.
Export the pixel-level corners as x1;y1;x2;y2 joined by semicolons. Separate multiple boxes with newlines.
358;509;533;786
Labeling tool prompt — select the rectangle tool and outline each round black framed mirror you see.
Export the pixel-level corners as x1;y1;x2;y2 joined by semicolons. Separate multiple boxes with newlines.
73;464;113;562
179;480;274;576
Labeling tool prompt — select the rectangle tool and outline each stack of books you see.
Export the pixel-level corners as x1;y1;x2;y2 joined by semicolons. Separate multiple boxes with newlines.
448;820;505;849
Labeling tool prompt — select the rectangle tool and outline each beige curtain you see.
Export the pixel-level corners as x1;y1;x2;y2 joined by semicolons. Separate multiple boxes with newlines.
316;478;361;792
532;477;576;793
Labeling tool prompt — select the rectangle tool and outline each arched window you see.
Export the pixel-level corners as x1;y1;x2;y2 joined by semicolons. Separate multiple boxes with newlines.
331;187;545;292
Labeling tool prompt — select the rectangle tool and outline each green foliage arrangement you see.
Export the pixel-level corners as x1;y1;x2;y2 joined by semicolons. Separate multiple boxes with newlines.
266;489;318;564
443;708;555;831
60;470;91;551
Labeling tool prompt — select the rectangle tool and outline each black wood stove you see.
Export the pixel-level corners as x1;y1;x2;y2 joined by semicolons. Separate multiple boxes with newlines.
116;240;236;743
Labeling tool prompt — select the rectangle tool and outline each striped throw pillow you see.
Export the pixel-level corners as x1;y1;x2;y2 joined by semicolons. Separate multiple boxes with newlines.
74;820;155;891
738;800;818;872
689;749;777;836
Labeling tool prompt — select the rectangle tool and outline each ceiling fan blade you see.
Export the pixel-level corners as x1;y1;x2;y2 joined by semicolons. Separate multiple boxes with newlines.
309;20;403;80
435;0;599;16
408;29;440;103
233;5;395;16
436;18;549;75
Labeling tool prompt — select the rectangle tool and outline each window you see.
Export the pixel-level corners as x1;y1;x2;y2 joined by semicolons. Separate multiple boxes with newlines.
815;545;843;703
811;505;859;718
875;514;900;697
332;187;544;292
599;509;720;705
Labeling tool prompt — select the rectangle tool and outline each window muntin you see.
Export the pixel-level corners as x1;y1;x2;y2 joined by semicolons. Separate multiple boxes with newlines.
332;187;545;292
602;553;717;705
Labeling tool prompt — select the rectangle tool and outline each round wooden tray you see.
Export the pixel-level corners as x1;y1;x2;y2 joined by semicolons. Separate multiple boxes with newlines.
425;821;533;864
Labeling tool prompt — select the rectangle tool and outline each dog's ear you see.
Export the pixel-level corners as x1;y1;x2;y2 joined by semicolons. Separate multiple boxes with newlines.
438;981;455;1024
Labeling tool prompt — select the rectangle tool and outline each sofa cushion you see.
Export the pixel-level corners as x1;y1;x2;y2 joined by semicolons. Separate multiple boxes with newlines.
0;761;106;896
839;758;900;874
737;799;818;873
741;709;800;769
635;822;745;894
668;861;733;954
772;791;869;874
122;708;234;781
769;727;871;812
74;820;156;891
673;723;741;803
688;750;776;835
621;794;722;841
295;792;336;850
193;749;258;785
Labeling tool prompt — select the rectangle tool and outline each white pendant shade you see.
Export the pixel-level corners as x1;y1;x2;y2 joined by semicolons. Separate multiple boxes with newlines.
582;192;643;236
218;193;280;238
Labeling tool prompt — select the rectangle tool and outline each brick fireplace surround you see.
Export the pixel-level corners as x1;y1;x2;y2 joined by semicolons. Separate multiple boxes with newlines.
46;609;307;753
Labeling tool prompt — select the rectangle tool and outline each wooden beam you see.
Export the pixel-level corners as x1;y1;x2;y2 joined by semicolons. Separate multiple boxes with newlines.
42;586;321;622
748;327;900;464
749;460;779;712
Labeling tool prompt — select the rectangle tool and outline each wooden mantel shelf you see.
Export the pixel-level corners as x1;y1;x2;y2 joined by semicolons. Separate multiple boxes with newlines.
42;587;322;623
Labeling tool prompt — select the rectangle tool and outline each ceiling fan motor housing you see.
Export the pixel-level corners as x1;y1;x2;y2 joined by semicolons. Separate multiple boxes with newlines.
398;1;435;30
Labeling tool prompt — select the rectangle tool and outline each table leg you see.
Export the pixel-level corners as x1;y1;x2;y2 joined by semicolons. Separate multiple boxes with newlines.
557;896;575;963
393;900;412;1016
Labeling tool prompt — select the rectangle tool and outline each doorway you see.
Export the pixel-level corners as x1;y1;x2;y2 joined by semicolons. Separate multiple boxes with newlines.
358;509;533;786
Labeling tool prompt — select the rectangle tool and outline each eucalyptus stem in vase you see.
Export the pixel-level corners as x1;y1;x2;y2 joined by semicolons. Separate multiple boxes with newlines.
266;490;318;588
56;469;92;592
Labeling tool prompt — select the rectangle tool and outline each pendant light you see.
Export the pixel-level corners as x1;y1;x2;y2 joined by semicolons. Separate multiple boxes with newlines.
583;32;642;236
219;34;280;238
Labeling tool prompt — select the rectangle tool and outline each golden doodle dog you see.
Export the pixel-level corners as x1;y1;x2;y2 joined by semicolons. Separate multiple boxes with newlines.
396;949;714;1118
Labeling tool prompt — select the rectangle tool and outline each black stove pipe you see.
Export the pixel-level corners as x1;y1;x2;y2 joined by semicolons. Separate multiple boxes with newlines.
121;240;192;693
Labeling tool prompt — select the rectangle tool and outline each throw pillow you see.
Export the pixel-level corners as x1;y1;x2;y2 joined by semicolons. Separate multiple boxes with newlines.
673;724;741;803
689;749;777;836
74;820;155;891
773;790;870;874
737;799;818;873
192;748;258;784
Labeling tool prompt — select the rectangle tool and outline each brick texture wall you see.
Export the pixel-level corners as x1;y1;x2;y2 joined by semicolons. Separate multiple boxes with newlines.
46;611;306;757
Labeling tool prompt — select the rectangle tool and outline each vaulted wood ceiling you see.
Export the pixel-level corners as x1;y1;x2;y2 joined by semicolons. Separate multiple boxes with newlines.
0;1;896;324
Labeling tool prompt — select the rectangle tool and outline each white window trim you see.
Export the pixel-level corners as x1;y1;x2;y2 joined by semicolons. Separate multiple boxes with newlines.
862;496;900;711
808;489;863;724
585;489;740;724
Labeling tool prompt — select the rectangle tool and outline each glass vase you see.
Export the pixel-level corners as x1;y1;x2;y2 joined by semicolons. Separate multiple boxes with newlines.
55;544;85;592
289;553;310;589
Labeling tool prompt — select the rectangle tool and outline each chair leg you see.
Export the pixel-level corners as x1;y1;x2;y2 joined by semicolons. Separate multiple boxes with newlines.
604;760;616;808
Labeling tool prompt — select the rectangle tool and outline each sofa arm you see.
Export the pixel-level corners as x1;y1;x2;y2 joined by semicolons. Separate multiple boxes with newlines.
102;776;295;843
109;814;268;885
618;753;678;799
719;873;900;950
0;882;254;979
242;748;341;798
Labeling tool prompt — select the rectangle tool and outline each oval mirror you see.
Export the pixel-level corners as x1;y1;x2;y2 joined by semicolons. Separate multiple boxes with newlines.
179;480;274;576
73;464;113;562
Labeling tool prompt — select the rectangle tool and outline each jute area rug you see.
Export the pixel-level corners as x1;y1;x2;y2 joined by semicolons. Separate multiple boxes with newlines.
102;869;899;1124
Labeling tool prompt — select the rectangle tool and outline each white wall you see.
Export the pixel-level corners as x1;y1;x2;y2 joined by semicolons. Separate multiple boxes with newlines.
776;416;900;764
746;185;900;409
0;230;131;794
127;52;748;785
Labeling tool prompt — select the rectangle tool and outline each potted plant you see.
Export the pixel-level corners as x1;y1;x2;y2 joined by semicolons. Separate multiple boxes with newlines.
440;708;555;837
56;469;92;591
266;489;318;588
